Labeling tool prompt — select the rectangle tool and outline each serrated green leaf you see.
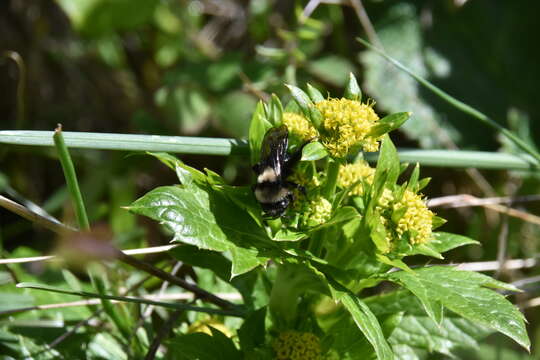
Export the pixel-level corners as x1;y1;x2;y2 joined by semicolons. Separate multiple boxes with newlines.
365;290;493;359
128;183;270;276
386;267;530;350
344;73;362;101
328;278;394;360
301;141;327;161
389;315;492;359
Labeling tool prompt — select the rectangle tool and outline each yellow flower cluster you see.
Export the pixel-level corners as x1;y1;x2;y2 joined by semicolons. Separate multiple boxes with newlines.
307;196;332;225
315;98;380;157
337;161;375;196
375;189;434;252
282;112;318;142
394;190;434;245
273;331;321;360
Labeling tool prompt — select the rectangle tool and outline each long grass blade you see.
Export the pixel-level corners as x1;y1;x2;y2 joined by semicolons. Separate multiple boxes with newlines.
0;130;534;170
16;282;245;318
357;37;540;165
0;130;248;156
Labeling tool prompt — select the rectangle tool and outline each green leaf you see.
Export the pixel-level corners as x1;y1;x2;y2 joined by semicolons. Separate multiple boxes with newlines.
249;101;272;165
147;152;207;185
128;182;270;277
273;228;307;242
429;232;480;254
344;73;362;101
328;278;394;360
306;83;325;103
169;244;232;281
285;84;323;129
373;135;400;189
310;206;360;233
368;112;411;138
389;314;492;359
301;141;327;161
267;94;284;126
406;163;420;191
167;330;241;360
285;84;312;113
386;267;530;350
56;0;159;37
238;307;267;352
364;291;494;359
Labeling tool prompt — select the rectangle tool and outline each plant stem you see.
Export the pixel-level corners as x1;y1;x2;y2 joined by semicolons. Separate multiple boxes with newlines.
357;37;540;165
0;130;536;170
53;125;90;230
1;130;248;155
17;282;245;317
321;158;341;199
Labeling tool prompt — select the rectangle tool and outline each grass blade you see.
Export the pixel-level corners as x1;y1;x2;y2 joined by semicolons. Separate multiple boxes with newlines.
0;130;248;156
357;37;540;165
53;125;90;230
0;130;535;170
16;282;245;318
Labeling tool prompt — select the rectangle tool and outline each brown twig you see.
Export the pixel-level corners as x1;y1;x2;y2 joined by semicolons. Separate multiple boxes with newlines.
144;309;183;360
113;247;238;310
427;194;540;225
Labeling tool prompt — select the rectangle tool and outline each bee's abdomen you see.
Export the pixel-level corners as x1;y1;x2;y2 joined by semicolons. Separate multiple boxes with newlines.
254;184;291;204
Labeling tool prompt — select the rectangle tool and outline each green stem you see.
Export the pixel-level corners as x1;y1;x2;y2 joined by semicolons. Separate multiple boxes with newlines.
1;130;247;156
321;158;341;199
357;37;540;165
53;125;90;231
0;130;536;170
16;282;245;317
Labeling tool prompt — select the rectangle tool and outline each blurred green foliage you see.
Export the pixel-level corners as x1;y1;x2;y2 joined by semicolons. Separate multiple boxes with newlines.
1;0;540;358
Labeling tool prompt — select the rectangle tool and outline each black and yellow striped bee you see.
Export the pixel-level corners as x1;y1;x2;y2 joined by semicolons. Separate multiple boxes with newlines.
252;125;309;218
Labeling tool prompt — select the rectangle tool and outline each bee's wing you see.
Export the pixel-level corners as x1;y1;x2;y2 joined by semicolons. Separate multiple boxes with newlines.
259;125;288;178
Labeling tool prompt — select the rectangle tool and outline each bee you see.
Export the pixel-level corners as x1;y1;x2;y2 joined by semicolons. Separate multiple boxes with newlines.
252;125;309;218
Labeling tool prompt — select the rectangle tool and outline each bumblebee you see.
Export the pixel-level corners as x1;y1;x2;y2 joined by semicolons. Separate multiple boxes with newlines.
252;125;308;218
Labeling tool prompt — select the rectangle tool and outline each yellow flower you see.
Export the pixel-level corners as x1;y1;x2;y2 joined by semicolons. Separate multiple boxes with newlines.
273;331;321;360
283;112;318;142
315;98;380;157
301;196;332;226
375;188;434;252
337;161;375;196
394;190;434;245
